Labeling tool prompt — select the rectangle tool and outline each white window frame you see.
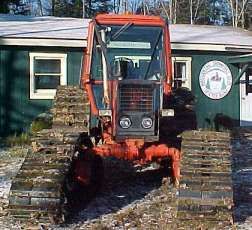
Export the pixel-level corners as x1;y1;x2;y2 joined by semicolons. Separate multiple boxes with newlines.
172;57;192;90
30;53;67;99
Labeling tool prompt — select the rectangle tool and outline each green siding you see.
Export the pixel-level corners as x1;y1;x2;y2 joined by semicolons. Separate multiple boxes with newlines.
0;45;243;135
67;51;84;85
0;46;83;136
173;51;240;129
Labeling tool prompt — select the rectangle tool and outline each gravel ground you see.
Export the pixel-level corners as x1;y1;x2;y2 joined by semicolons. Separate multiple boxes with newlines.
0;147;26;230
232;133;252;230
0;134;252;230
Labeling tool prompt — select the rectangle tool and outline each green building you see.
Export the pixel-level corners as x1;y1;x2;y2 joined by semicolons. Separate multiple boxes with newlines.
0;15;88;136
0;14;252;136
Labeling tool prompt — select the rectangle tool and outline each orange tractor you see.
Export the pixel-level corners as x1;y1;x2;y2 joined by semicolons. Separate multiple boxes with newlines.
8;14;233;227
77;14;180;188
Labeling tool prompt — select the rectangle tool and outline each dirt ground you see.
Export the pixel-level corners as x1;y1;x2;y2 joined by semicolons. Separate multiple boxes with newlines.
0;133;252;230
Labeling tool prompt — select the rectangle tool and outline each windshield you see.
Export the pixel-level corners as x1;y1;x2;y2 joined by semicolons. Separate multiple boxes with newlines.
91;25;165;81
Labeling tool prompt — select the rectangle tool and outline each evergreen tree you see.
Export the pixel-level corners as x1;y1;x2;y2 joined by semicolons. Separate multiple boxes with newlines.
0;0;20;13
206;0;230;25
53;0;111;18
206;78;211;89
176;0;190;24
85;0;112;17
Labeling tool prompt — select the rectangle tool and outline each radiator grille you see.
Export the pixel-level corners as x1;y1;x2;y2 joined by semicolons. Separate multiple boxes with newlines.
119;85;153;112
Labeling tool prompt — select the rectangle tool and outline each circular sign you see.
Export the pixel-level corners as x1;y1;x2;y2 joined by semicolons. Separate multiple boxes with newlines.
199;61;232;100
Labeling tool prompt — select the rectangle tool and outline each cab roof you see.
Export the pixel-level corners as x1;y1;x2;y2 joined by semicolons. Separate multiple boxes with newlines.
95;14;166;27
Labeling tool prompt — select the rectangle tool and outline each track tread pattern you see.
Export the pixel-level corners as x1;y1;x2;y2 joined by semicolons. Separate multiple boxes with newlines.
177;130;234;228
8;86;89;224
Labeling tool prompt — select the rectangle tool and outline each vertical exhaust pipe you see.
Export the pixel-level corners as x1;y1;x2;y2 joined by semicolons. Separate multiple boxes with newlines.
101;29;110;108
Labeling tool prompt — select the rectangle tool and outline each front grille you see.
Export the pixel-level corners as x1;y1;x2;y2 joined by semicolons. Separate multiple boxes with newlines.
119;85;153;112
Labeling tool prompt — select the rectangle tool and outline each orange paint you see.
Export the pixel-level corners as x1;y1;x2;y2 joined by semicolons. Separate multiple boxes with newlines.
89;140;180;182
95;14;166;26
80;14;178;183
81;14;173;115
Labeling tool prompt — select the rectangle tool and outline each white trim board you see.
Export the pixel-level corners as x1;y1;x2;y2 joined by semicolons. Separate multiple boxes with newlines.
1;37;252;52
0;38;87;48
171;43;252;52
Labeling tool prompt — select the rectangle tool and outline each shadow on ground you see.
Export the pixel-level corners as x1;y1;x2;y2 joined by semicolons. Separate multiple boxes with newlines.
57;128;252;228
63;158;171;226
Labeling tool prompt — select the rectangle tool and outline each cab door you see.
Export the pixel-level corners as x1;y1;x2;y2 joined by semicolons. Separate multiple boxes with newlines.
240;67;252;126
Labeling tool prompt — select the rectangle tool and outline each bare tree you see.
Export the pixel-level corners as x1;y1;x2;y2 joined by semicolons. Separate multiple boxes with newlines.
189;0;205;24
82;0;85;18
37;0;43;16
142;0;151;15
51;0;55;15
113;0;121;13
112;0;142;14
227;0;250;27
160;0;177;23
128;0;138;13
112;0;128;13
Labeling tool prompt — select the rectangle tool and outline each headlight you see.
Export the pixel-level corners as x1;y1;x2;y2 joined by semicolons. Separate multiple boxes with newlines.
119;117;131;129
141;117;153;129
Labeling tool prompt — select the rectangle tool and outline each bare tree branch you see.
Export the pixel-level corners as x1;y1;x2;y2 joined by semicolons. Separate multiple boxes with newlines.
37;0;43;16
227;0;250;27
160;0;169;20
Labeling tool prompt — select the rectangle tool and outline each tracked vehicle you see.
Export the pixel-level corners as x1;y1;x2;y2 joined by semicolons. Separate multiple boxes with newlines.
8;14;233;227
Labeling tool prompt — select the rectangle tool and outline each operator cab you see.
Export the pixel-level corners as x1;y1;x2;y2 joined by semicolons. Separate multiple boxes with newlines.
84;15;172;141
91;24;165;81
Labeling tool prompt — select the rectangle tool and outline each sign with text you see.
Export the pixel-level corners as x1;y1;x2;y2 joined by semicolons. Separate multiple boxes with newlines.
199;61;232;100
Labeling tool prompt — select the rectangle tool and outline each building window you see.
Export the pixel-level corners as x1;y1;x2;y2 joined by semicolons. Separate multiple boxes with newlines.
30;53;67;99
172;57;192;89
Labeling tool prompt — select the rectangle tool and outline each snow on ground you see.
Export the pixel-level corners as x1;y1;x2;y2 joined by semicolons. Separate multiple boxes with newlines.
0;148;26;230
0;148;26;202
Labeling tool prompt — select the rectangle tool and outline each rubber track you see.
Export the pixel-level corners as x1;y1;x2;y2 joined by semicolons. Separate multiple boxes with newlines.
177;130;233;229
8;86;89;224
